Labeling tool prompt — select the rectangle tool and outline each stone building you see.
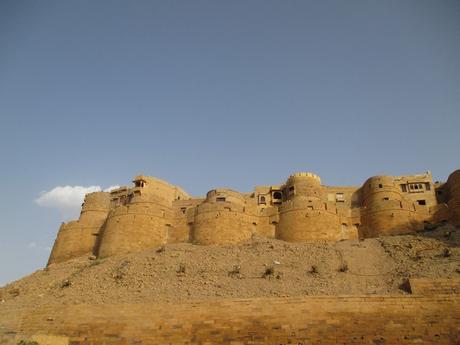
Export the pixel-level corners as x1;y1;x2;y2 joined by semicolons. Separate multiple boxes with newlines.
47;169;460;265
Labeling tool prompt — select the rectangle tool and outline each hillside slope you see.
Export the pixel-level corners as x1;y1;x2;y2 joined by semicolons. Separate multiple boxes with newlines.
1;225;459;307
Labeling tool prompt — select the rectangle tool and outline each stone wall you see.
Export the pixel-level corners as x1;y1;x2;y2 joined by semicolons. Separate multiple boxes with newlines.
360;176;424;238
446;170;460;225
47;169;460;264
1;279;459;345
191;189;259;245
48;192;110;265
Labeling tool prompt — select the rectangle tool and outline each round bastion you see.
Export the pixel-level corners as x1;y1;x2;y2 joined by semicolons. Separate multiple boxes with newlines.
446;170;460;225
48;192;110;265
192;189;257;245
277;172;344;241
360;176;421;237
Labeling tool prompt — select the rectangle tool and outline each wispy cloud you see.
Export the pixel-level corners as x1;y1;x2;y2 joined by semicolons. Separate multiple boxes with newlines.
27;242;51;252
35;185;119;219
35;185;101;210
104;185;120;192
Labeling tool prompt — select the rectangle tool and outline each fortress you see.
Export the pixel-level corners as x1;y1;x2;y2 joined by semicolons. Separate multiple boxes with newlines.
3;170;460;344
48;169;460;265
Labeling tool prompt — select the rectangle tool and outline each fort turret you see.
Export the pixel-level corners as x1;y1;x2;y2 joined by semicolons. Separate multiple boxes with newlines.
276;172;345;241
47;191;110;265
191;188;258;245
359;174;434;237
97;176;190;258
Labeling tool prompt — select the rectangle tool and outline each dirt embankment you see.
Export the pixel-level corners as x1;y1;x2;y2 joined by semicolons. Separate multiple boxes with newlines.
0;225;459;307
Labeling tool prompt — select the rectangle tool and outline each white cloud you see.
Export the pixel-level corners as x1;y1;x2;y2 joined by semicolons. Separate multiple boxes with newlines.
27;242;51;251
35;185;101;210
104;185;120;192
35;184;118;218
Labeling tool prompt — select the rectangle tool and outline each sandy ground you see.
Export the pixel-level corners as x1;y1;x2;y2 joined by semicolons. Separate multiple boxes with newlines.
0;224;459;307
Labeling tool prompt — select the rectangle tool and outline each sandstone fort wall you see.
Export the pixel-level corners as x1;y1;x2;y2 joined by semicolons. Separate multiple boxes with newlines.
1;279;458;345
47;169;460;264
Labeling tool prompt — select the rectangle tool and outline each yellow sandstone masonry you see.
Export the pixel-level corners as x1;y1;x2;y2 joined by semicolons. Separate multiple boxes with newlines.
0;279;459;345
47;170;460;264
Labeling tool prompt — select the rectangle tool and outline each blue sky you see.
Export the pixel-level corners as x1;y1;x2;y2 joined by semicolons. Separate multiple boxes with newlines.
0;1;459;286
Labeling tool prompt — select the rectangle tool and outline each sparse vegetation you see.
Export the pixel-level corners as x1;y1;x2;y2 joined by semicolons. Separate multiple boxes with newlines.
1;225;458;305
228;265;241;277
262;266;275;278
113;260;130;281
310;265;318;273
17;340;39;345
8;288;20;297
442;248;451;257
60;279;71;288
338;263;349;273
177;263;186;275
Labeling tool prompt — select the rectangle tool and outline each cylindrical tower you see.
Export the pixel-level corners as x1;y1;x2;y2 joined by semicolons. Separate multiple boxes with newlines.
97;176;180;258
192;189;257;245
446;169;460;225
360;176;421;237
47;192;110;265
276;173;343;241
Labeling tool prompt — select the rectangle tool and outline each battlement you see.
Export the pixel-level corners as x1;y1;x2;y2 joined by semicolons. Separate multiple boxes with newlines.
287;171;321;183
47;169;460;264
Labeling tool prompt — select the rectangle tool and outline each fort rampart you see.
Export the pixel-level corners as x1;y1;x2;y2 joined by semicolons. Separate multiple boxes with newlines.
1;279;458;345
47;170;460;264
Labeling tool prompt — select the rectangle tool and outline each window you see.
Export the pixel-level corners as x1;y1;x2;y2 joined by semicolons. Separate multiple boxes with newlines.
273;191;282;199
307;206;313;211
216;197;226;202
417;200;426;206
259;196;266;205
425;183;431;191
180;207;187;214
383;197;389;201
408;183;424;193
378;184;383;188
336;193;344;202
401;184;407;192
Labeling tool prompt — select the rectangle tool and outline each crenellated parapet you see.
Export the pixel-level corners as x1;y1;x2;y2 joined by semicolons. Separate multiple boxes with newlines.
47;168;460;265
